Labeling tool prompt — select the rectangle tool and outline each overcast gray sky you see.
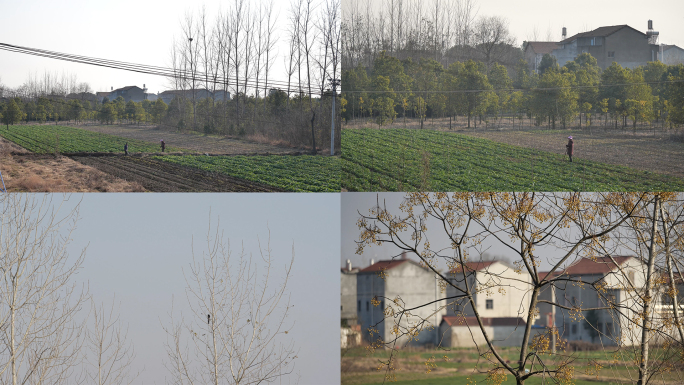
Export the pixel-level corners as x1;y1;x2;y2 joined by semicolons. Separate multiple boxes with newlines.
341;192;631;273
0;0;313;94
53;193;340;385
342;0;684;50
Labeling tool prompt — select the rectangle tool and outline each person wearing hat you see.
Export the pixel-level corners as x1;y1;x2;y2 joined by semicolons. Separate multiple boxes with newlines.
124;142;128;156
566;136;574;162
160;139;166;153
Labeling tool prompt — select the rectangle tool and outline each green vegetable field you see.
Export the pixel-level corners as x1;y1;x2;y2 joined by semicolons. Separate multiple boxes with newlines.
0;125;185;153
154;155;340;192
342;128;684;191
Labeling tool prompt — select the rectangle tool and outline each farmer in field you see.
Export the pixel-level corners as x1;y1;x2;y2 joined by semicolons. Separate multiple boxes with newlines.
566;136;574;162
124;142;128;156
160;139;166;153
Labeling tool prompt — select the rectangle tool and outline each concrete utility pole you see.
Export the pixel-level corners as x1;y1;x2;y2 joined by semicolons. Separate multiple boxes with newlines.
189;37;196;131
329;77;340;155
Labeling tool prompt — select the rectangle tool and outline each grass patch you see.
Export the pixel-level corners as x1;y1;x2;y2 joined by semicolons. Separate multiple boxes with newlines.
153;155;340;192
0;124;186;153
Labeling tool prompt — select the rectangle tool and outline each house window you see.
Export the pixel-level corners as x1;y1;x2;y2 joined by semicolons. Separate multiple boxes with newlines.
572;324;578;334
597;322;603;335
366;301;369;311
358;300;361;312
486;299;493;309
608;51;615;58
628;271;635;284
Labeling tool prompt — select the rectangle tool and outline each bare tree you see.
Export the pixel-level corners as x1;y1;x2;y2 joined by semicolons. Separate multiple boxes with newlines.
472;15;515;68
354;192;684;385
163;221;297;385
80;297;139;385
0;194;88;385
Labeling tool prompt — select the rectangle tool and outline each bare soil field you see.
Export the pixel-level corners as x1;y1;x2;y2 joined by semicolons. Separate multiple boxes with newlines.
344;117;684;179
72;155;283;192
72;124;298;155
0;138;143;192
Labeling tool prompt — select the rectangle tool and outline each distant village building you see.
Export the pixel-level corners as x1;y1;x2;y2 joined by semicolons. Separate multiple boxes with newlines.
107;85;148;103
525;21;680;72
341;260;359;326
661;44;684;65
158;89;230;105
356;254;445;346
439;261;531;348
553;256;653;346
523;41;559;74
552;23;660;70
96;92;110;103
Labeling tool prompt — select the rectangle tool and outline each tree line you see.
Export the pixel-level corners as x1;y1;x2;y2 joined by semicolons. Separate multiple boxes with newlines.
168;0;341;152
341;51;684;129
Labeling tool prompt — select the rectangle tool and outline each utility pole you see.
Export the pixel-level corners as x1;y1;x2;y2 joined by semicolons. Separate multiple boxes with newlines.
189;37;196;131
329;77;340;155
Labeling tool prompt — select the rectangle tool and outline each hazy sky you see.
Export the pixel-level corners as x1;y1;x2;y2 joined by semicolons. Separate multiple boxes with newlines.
0;0;313;94
42;193;340;385
341;192;629;273
343;0;684;49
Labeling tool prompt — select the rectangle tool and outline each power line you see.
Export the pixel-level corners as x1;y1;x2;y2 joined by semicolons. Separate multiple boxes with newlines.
0;42;339;97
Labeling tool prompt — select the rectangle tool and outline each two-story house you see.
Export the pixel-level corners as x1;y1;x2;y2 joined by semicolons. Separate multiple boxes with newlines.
356;255;445;346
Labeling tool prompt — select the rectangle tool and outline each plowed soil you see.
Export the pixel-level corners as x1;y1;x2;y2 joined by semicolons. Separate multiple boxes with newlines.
74;124;297;154
72;155;283;192
1;138;144;192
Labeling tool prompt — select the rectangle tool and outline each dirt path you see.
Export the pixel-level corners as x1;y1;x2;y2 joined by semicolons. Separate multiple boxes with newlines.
72;155;283;192
73;124;298;154
460;128;684;179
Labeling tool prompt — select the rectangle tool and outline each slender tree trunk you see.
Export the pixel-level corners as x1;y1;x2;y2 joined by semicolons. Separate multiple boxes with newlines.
637;196;660;385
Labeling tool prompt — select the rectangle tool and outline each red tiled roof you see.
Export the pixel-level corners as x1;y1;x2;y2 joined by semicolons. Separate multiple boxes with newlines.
537;271;562;280
560;25;644;44
442;316;526;327
359;259;409;273
526;41;559;54
562;256;633;275
449;261;496;274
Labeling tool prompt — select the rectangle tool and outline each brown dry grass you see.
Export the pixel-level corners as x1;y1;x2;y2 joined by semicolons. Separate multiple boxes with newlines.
1;138;144;192
344;117;684;179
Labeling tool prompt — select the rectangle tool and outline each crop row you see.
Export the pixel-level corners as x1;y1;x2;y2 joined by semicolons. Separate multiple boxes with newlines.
341;128;684;191
0;125;184;153
153;155;340;192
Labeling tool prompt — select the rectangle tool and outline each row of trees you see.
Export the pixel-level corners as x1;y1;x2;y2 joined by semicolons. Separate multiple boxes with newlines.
342;0;522;71
0;91;341;151
341;51;684;129
357;192;684;385
169;0;341;152
0;96;165;127
0;194;295;385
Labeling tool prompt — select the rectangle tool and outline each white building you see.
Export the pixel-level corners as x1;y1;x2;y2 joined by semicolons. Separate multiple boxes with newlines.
553;255;655;346
439;261;532;348
356;255;445;346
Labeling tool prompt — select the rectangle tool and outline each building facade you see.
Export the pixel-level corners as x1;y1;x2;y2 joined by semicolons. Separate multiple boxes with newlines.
553;256;653;346
356;257;445;346
552;24;660;70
